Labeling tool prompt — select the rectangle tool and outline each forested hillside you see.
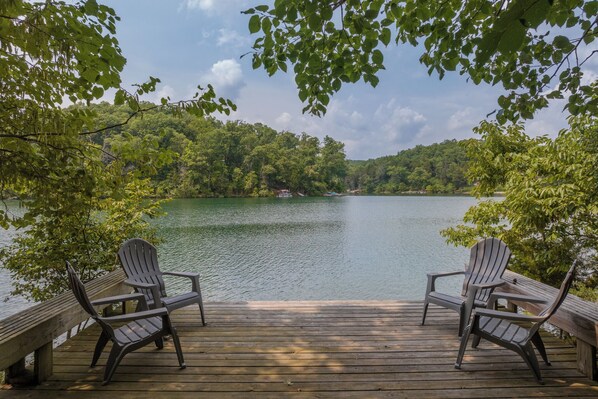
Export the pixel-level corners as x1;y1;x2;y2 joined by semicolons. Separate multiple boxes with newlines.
346;140;470;194
86;103;347;197
85;103;471;197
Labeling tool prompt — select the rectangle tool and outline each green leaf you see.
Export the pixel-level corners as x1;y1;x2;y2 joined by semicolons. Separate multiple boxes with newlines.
501;22;526;53
91;86;104;98
553;35;570;49
81;68;99;83
372;49;384;65
252;56;262;69
364;9;379;20
262;17;272;34
380;28;391;46
249;15;261;34
308;13;321;30
522;0;551;28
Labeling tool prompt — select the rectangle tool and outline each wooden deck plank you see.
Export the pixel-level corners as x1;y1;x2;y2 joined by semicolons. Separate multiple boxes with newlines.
2;301;597;398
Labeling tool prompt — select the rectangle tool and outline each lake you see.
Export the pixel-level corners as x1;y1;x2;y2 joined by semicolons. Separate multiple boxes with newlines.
0;196;479;319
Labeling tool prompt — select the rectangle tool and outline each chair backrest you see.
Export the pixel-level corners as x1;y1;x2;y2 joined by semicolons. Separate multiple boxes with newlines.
66;261;99;318
462;238;512;302
525;262;577;340
118;238;167;299
539;262;577;319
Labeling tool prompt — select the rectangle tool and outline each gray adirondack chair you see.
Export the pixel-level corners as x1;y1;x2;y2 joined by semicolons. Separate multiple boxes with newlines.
118;238;206;325
66;262;185;385
421;237;512;336
455;262;577;383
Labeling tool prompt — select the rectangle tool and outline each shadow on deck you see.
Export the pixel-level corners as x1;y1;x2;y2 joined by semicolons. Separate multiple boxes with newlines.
2;301;597;398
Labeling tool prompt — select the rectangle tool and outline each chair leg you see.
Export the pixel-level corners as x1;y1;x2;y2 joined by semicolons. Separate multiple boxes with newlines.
455;324;472;369
91;331;110;367
155;337;164;349
421;300;429;326
103;344;126;385
531;332;551;366
198;300;206;326
170;328;186;369
164;316;186;369
519;343;543;384
458;305;467;337
472;334;482;349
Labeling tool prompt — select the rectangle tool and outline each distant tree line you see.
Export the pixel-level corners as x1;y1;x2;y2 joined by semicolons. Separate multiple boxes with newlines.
87;103;347;197
88;103;473;197
346;140;470;194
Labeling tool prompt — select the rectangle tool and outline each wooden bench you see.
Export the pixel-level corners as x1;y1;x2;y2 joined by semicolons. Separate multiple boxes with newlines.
0;269;129;384
498;270;598;381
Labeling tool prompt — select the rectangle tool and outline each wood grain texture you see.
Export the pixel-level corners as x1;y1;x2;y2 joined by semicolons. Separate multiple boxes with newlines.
2;301;598;398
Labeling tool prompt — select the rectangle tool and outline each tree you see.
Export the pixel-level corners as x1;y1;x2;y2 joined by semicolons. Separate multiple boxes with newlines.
0;0;234;300
344;140;470;194
441;116;598;295
244;0;596;121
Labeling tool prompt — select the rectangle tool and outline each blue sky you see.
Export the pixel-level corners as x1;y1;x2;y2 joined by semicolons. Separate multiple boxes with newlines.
102;0;573;160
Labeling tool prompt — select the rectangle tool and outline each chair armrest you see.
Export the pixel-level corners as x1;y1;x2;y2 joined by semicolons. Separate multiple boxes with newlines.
91;292;146;307
101;307;168;324
473;308;545;323
162;271;200;293
427;270;465;279
124;279;155;289
163;271;199;278
425;270;465;295
487;292;548;309
124;279;162;309
471;280;506;290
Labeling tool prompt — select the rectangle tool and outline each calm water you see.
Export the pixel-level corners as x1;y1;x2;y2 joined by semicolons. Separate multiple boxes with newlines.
0;196;478;319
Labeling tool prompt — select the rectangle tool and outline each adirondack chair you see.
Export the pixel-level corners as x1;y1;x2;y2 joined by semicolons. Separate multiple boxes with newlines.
421;238;512;336
455;262;577;383
118;238;206;325
66;262;185;385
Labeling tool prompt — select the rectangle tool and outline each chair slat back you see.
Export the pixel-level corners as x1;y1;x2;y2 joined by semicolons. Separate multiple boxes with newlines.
539;262;577;319
462;238;512;302
66;261;99;318
118;238;167;299
524;262;577;340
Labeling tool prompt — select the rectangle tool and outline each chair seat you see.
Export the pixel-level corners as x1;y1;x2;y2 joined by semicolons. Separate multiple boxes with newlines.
478;316;528;345
162;291;200;308
114;316;163;345
428;292;486;308
428;292;465;306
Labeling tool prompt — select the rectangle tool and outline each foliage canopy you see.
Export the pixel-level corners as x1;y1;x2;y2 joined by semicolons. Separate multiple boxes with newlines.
346;140;470;194
442;116;598;295
0;0;234;300
244;0;597;121
84;103;349;198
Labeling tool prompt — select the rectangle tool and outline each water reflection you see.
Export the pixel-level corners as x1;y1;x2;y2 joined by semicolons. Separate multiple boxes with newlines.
156;196;475;302
0;196;478;319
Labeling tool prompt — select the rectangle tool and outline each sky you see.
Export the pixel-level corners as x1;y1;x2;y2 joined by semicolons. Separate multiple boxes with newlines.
101;0;577;160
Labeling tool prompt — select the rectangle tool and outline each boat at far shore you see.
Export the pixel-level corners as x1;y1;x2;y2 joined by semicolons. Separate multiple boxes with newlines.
277;189;292;198
323;192;342;197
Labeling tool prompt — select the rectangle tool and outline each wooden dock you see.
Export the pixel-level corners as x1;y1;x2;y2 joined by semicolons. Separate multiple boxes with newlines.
2;301;598;398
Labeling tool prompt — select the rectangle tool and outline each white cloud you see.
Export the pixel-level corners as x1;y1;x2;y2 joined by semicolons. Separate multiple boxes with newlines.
375;100;429;145
158;84;176;99
201;59;245;100
447;107;476;132
182;0;252;14
183;0;215;11
275;112;292;128
217;29;251;47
